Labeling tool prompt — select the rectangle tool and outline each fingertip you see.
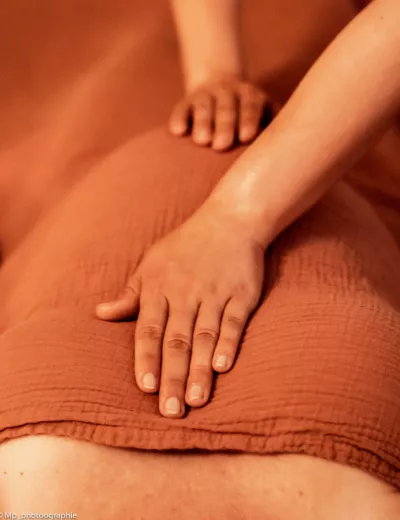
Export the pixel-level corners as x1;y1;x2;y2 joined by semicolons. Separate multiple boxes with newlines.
186;395;208;408
185;383;208;407
193;131;212;146
212;137;232;152
95;301;118;319
169;100;191;136
186;397;207;408
169;120;188;137
239;127;257;143
213;354;231;372
139;372;159;393
161;396;185;418
95;299;134;321
213;365;231;374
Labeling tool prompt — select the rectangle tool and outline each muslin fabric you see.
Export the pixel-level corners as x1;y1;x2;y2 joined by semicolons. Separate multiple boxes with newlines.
0;0;398;489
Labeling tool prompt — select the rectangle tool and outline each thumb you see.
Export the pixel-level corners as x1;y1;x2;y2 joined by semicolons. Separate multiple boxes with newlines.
96;276;141;321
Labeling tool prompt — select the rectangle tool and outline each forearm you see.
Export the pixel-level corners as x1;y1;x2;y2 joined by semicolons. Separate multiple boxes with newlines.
170;0;243;91
207;0;400;247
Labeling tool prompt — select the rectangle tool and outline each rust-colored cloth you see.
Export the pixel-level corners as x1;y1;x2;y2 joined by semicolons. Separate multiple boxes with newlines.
0;0;399;489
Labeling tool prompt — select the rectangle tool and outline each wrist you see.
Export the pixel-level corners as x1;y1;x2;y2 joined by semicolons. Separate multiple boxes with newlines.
184;65;244;93
199;195;274;251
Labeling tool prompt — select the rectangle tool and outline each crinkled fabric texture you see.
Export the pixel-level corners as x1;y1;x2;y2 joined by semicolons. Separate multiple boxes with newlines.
0;0;399;489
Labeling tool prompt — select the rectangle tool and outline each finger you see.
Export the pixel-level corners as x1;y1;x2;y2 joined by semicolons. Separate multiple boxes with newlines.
212;89;237;151
96;277;141;321
185;301;224;407
169;98;191;136
212;297;253;373
159;303;198;418
134;294;168;394
192;93;213;146
238;84;268;143
185;301;223;406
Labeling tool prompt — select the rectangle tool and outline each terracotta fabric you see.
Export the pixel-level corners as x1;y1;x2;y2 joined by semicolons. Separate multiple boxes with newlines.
0;0;399;489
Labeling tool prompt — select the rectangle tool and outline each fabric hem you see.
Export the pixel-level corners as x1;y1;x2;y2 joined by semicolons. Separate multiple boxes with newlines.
0;418;398;491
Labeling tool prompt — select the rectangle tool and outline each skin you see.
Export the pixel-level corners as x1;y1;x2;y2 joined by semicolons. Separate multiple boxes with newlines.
169;80;268;151
168;0;269;151
96;0;400;419
2;436;400;518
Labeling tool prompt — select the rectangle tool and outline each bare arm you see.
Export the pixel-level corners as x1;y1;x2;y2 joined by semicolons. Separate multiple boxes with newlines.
169;0;268;151
206;0;400;246
170;0;243;91
97;0;400;416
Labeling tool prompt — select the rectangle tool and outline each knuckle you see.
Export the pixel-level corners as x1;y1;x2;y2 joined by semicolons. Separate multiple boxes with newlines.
225;314;244;330
164;376;187;389
194;112;212;125
137;324;164;342
217;335;238;351
217;106;235;120
194;328;219;344
140;351;160;365
242;101;259;115
234;292;259;312
217;116;235;128
165;334;192;354
234;282;250;297
189;364;213;377
216;121;235;134
194;97;211;111
203;282;219;296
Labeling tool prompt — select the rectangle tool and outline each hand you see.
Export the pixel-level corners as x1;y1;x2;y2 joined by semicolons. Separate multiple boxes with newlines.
96;205;265;418
169;80;269;152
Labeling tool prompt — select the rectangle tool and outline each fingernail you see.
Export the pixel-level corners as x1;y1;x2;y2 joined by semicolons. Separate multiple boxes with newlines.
142;373;156;390
195;133;210;145
240;130;253;142
96;302;115;312
165;397;181;416
171;124;185;135
213;139;229;151
188;384;204;402
215;355;229;369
